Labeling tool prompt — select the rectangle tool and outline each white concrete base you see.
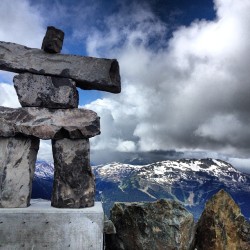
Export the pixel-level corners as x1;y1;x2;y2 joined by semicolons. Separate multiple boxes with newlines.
0;199;104;250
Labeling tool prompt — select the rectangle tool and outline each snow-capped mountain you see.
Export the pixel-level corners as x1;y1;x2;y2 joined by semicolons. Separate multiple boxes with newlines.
32;161;54;200
35;161;54;179
93;159;250;219
32;159;250;220
94;159;248;186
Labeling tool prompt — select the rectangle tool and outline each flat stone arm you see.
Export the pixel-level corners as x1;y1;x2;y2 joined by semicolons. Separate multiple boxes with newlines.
0;106;100;139
0;41;121;93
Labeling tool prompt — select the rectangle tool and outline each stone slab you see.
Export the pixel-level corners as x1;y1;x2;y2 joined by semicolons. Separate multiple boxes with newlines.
0;199;104;250
52;138;95;208
14;73;79;108
0;106;100;139
0;41;121;93
0;136;39;208
42;26;64;53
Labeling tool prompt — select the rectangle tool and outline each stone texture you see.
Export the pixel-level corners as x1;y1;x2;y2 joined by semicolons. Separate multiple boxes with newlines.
0;106;100;139
0;136;39;208
104;219;116;234
51;138;95;208
195;189;250;250
14;73;78;108
106;199;195;250
0;41;121;93
41;26;64;53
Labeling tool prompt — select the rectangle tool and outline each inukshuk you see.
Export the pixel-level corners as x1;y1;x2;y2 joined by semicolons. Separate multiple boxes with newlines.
0;26;121;208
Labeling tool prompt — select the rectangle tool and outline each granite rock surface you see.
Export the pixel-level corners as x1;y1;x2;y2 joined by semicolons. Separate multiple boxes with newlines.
0;106;100;139
51;138;95;208
195;189;250;250
0;136;39;207
14;73;78;108
106;199;195;250
0;41;120;93
104;219;116;234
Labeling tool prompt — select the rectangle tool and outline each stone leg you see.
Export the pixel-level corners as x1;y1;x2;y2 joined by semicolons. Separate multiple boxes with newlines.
51;138;95;208
0;136;39;208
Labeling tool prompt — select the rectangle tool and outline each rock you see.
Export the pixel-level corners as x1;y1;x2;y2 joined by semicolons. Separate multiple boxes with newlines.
0;41;121;93
195;189;250;250
104;219;116;234
0;136;39;207
0;106;100;139
14;73;78;108
51;138;95;208
41;26;64;53
105;199;195;250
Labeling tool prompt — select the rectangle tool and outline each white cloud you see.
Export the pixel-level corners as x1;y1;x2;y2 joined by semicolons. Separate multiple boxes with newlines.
37;140;53;162
85;0;250;165
117;140;136;152
0;0;45;47
0;83;20;108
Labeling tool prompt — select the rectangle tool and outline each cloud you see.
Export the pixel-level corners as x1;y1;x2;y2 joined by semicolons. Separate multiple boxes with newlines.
84;0;250;167
1;0;250;172
228;157;250;174
37;140;53;162
0;0;45;47
0;83;20;108
195;114;250;147
117;140;136;152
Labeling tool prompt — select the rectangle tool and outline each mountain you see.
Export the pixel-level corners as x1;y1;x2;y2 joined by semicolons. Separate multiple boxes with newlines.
32;160;54;200
32;159;250;220
94;159;250;220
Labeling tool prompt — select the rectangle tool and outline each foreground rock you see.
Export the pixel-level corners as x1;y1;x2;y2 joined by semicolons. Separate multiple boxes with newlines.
106;199;195;250
104;218;116;234
41;26;64;53
14;73;78;108
51;138;95;208
0;41;121;93
0;136;39;207
0;106;100;139
195;189;250;250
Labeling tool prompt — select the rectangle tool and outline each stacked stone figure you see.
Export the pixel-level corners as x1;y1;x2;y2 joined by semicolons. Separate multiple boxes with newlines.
0;26;121;208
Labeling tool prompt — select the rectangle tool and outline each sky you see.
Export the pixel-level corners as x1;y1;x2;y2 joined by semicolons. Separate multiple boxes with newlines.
1;0;250;173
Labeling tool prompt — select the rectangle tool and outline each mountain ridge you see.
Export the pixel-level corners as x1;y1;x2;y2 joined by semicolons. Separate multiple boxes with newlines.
32;158;250;220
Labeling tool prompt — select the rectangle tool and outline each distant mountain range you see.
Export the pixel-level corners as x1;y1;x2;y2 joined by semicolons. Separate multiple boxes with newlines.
32;161;54;200
32;159;250;220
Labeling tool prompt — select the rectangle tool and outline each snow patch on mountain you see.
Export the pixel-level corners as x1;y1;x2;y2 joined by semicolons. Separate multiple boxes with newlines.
93;159;248;186
33;158;250;219
35;161;54;179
